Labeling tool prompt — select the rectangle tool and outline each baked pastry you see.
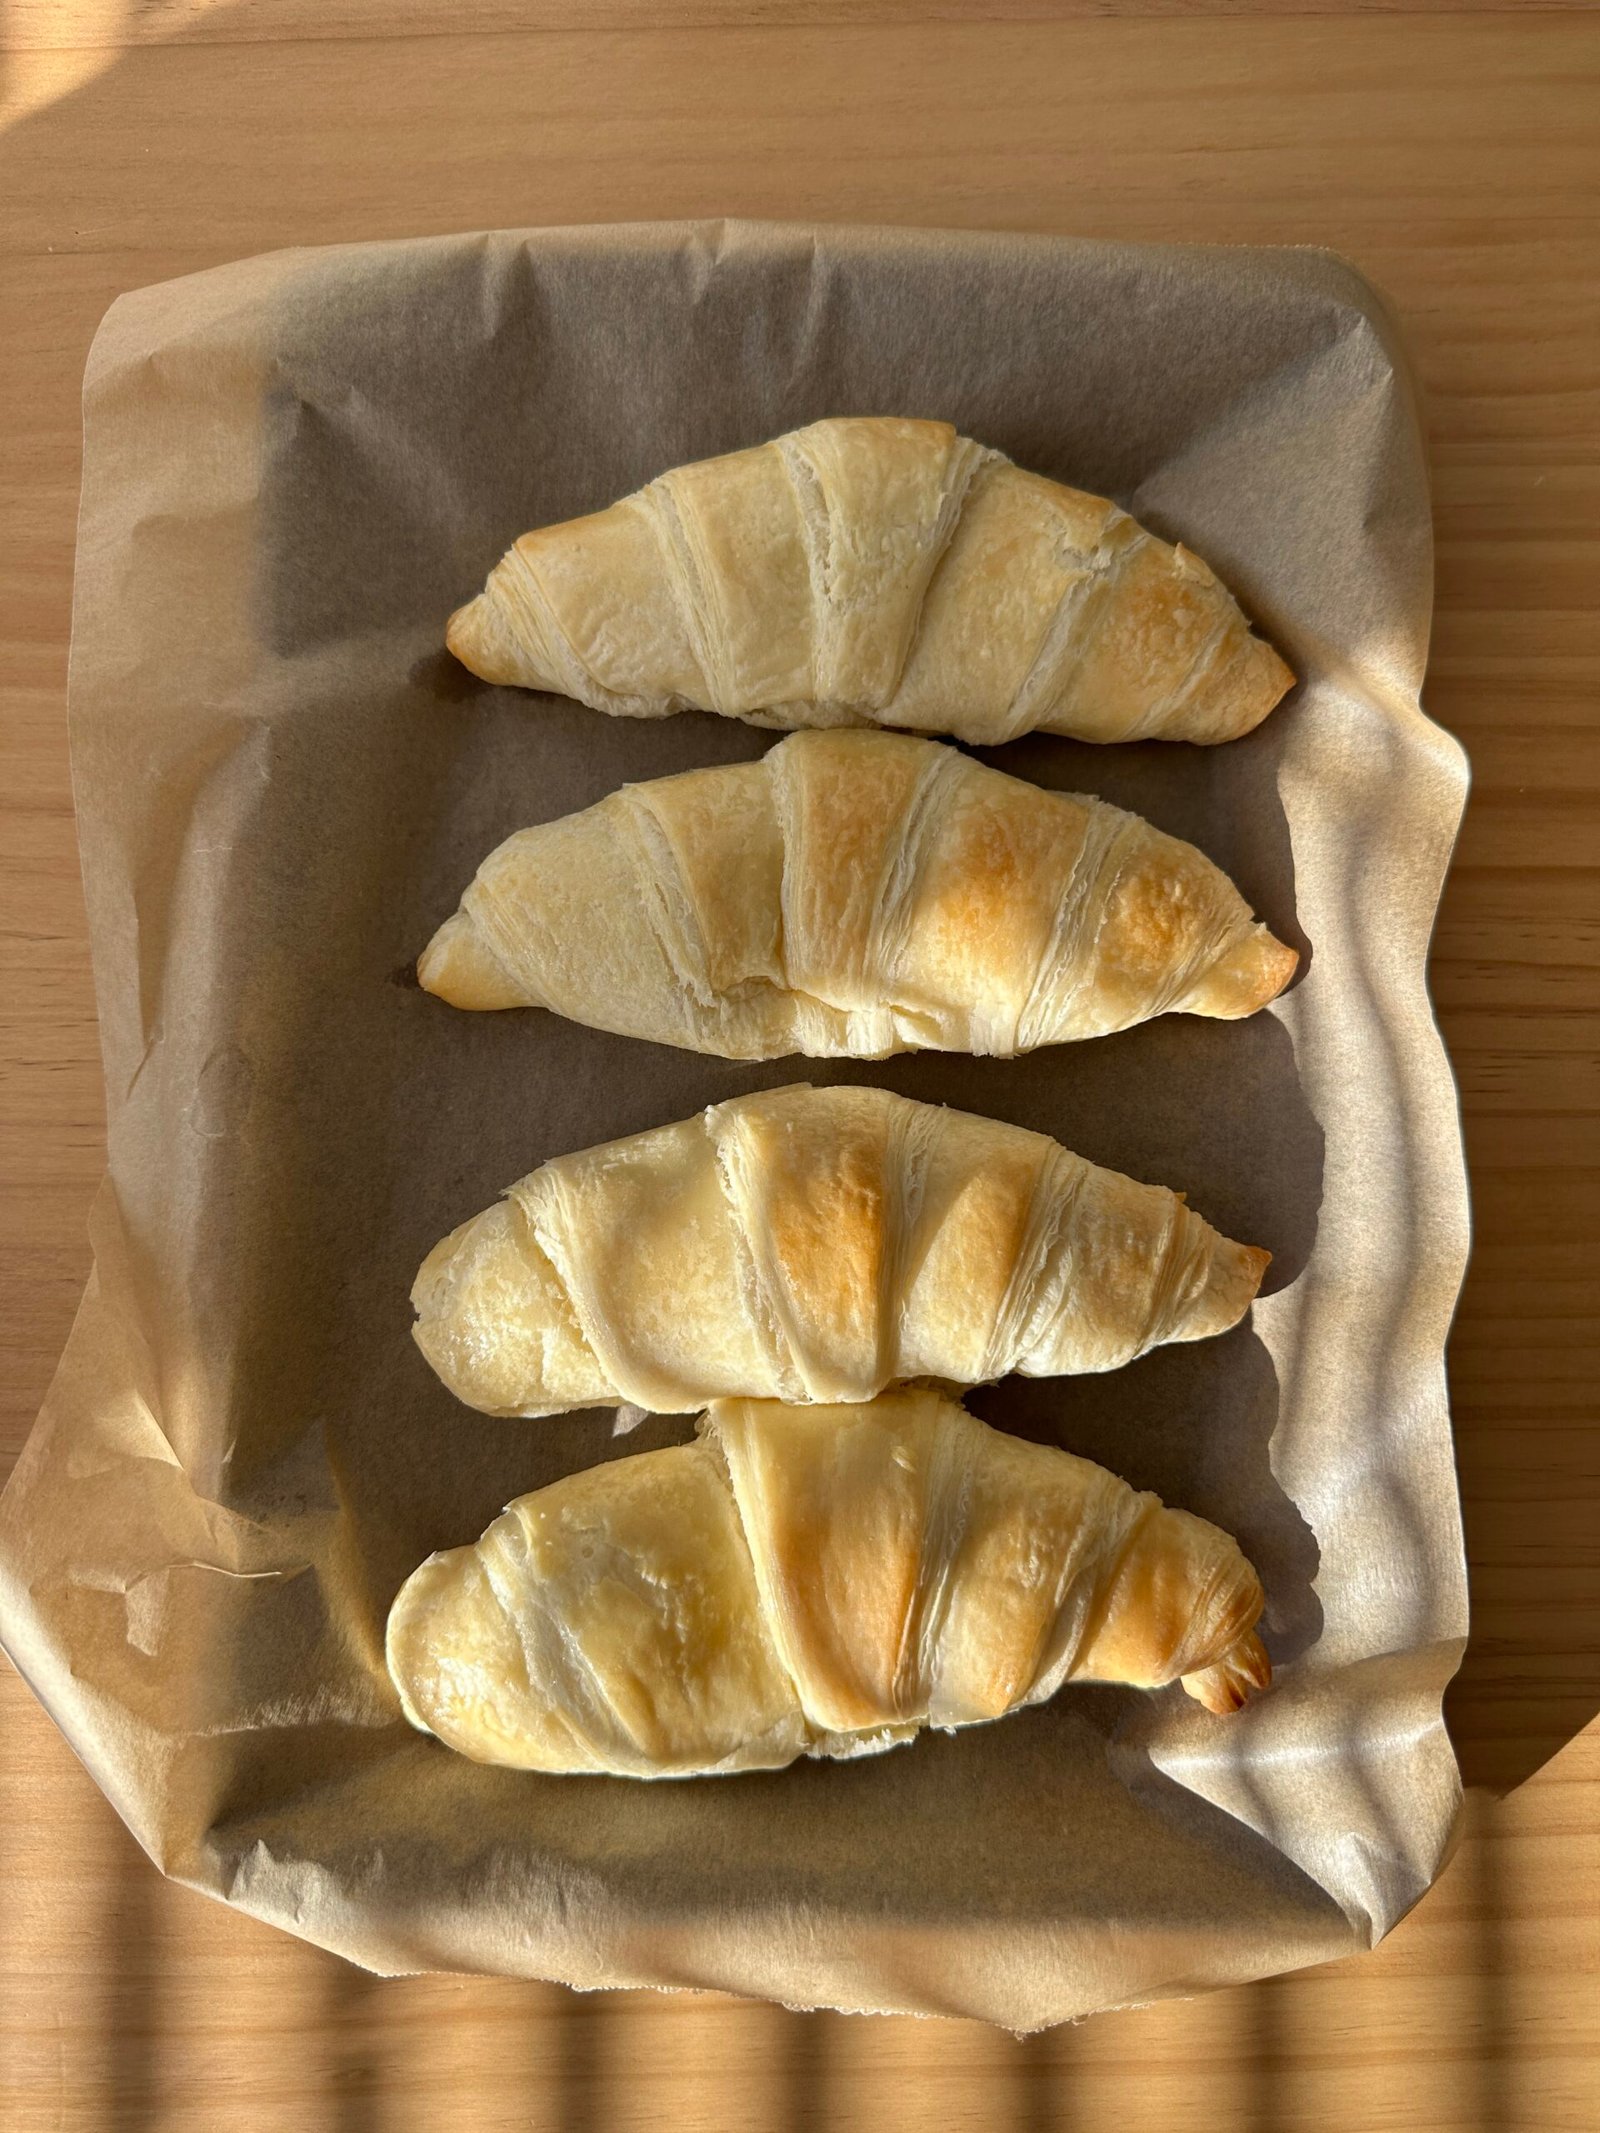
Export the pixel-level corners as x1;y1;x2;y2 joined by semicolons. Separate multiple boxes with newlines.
386;1388;1272;1778
412;1084;1269;1418
420;730;1297;1058
446;417;1293;744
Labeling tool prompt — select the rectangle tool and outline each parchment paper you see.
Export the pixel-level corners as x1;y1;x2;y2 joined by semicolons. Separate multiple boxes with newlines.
0;222;1472;2029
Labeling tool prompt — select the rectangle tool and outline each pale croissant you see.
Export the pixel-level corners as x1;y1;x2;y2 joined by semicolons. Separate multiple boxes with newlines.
420;730;1297;1059
386;1388;1272;1779
413;1084;1268;1419
446;417;1293;745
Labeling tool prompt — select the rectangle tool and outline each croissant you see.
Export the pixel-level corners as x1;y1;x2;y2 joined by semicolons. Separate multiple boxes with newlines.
386;1388;1272;1779
413;1084;1268;1419
419;730;1297;1059
446;417;1293;746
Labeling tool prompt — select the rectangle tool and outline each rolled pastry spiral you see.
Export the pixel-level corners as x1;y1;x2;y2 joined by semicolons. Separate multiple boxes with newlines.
386;1388;1273;1780
446;417;1294;746
419;730;1297;1059
412;1084;1269;1419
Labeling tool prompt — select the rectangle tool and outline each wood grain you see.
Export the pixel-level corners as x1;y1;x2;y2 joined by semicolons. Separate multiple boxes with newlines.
1;4;1597;2127
7;0;1592;49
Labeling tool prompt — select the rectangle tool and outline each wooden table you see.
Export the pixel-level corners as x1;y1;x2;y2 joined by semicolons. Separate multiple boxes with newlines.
3;4;1596;2126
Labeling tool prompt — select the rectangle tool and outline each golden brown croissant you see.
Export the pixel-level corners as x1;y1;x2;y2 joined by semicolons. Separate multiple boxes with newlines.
386;1389;1272;1779
446;417;1293;745
413;1084;1268;1418
419;730;1297;1058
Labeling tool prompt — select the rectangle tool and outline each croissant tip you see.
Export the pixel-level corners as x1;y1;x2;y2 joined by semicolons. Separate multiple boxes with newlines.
1242;639;1297;731
1181;928;1299;1020
1231;1242;1273;1318
1257;932;1301;1006
445;592;522;684
444;600;480;669
417;912;528;1011
1182;1629;1272;1714
415;931;446;998
1175;1235;1271;1349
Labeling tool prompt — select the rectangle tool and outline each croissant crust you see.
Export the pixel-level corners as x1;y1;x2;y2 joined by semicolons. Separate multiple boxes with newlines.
412;1084;1270;1420
419;730;1296;1059
447;418;1293;746
386;1389;1272;1779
